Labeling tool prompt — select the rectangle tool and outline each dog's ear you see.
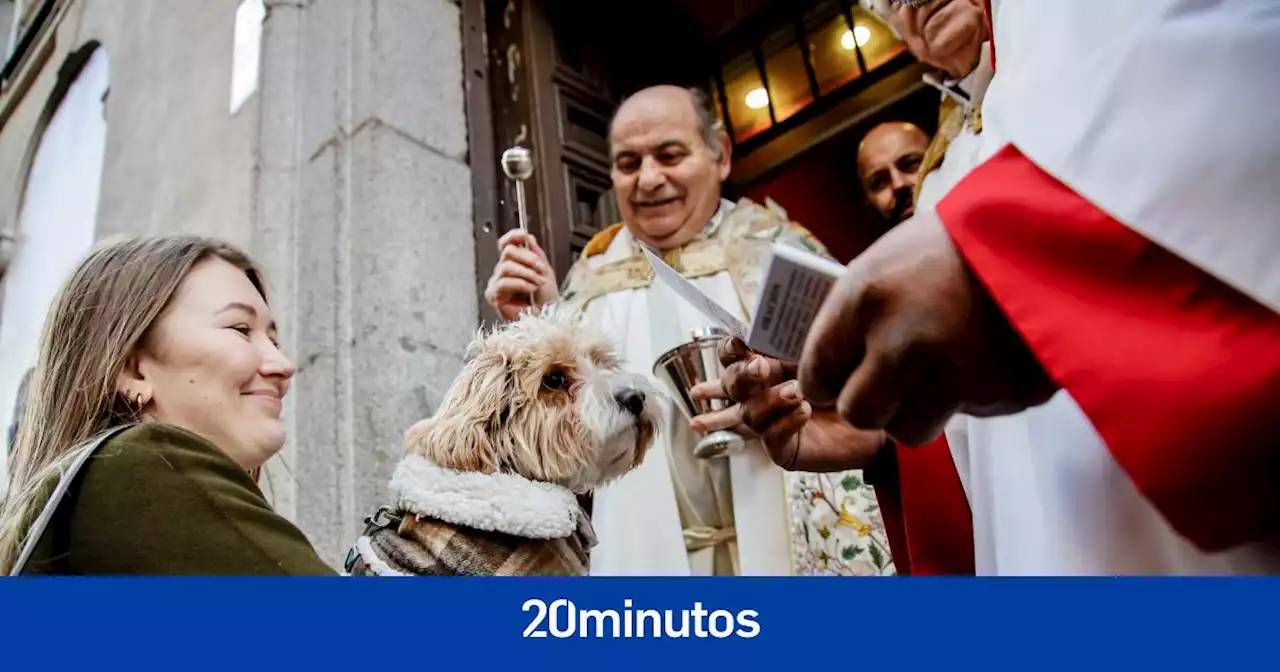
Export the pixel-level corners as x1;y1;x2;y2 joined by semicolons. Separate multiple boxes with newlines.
403;418;434;456
413;348;511;473
421;416;500;473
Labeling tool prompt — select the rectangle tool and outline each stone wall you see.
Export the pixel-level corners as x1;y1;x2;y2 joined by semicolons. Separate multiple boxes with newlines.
0;3;14;59
254;0;476;566
0;0;257;246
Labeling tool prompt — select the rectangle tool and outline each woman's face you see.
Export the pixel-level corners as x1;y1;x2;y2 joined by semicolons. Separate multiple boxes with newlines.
128;257;295;469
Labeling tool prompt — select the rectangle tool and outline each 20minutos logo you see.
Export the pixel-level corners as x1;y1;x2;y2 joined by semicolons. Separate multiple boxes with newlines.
522;598;760;639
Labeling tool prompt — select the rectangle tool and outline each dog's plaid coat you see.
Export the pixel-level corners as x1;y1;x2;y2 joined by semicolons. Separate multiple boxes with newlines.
344;454;597;576
346;510;595;576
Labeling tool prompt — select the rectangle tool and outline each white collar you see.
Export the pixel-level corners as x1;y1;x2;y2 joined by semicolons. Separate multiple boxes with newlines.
700;198;736;238
931;41;995;111
958;41;995;107
389;454;585;539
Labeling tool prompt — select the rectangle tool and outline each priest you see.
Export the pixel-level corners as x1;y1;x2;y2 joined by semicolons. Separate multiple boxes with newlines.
484;85;892;576
797;0;1280;574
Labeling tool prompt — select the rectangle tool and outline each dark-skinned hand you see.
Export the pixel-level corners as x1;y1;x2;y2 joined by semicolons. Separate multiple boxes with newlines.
689;336;886;472
798;210;1058;447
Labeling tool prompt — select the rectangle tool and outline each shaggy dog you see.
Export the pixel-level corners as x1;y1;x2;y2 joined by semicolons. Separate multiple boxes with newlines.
345;307;659;576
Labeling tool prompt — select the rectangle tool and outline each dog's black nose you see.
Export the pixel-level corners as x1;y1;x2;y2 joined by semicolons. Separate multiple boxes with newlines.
615;388;646;417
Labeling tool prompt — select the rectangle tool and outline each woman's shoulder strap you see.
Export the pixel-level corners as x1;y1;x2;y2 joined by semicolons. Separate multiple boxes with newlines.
8;424;135;576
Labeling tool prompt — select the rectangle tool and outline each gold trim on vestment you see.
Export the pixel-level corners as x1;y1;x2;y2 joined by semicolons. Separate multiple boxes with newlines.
914;95;985;206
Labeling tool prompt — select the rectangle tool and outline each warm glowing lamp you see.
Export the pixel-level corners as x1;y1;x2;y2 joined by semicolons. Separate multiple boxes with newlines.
841;25;872;50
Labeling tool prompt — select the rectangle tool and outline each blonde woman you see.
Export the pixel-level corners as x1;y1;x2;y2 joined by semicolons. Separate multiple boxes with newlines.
0;236;334;575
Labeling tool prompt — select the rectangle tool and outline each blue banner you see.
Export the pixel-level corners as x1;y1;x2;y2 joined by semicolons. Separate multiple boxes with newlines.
0;578;1270;670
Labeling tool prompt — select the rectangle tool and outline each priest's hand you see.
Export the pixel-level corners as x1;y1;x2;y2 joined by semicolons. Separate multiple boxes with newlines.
689;337;887;472
798;210;1057;447
484;230;559;320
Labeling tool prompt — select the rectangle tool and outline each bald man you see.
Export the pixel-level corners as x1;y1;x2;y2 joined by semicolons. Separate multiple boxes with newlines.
483;85;892;578
856;121;930;225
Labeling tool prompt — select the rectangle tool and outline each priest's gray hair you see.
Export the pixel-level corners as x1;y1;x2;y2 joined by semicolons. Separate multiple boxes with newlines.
685;87;727;160
609;86;727;160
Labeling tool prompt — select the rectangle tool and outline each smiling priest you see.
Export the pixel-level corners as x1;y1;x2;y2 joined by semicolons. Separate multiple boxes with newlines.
484;85;894;576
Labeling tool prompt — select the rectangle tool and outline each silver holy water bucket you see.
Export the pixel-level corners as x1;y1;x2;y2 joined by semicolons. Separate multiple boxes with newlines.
652;326;746;460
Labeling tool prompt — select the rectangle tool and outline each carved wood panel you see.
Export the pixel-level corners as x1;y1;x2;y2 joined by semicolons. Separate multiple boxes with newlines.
521;0;618;281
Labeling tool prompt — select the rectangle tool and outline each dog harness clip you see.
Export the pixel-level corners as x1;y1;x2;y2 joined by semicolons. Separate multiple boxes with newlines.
344;505;404;574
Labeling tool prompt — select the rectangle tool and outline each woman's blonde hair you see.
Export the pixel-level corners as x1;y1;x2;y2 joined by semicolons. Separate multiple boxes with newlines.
0;235;265;573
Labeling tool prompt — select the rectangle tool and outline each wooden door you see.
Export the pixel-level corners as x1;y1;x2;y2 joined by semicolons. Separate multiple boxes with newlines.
467;0;618;315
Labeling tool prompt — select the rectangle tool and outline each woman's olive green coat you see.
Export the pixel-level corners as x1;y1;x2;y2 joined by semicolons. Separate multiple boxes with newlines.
20;423;334;575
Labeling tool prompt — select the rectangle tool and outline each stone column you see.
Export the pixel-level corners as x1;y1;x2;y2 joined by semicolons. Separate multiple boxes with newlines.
253;0;476;567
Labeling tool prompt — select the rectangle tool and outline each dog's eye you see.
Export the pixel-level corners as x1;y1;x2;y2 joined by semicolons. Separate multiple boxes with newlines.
542;370;570;391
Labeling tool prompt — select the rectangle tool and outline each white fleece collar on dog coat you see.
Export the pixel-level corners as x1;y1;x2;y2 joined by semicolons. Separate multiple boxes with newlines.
389;454;584;540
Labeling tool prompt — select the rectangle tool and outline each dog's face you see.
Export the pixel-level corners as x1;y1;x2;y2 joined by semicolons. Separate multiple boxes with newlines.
406;306;659;493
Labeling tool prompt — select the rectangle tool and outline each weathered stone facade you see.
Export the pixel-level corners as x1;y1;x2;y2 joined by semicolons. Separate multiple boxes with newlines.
0;0;477;567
